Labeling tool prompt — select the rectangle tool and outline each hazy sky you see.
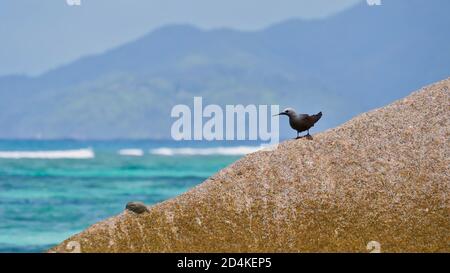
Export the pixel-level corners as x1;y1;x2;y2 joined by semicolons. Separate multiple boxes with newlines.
0;0;362;76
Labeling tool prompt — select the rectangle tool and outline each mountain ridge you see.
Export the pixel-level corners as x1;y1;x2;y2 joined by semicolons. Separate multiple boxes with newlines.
1;0;449;139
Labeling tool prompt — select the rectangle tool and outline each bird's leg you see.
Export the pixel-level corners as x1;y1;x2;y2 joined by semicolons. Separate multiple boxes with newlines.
305;130;313;140
295;131;301;139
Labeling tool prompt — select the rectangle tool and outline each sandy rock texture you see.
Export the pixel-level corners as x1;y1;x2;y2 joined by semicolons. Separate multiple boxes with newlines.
50;78;450;253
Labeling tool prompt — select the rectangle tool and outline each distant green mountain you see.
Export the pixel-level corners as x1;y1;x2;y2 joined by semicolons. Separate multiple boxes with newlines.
0;0;449;139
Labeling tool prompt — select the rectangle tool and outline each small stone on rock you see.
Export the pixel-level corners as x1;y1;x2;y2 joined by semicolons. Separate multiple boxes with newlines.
125;202;149;214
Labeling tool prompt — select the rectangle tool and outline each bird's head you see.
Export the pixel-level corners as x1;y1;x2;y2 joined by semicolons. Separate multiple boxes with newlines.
274;108;296;117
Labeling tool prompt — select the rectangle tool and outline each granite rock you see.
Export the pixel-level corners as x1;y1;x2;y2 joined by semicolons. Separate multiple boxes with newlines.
50;78;450;253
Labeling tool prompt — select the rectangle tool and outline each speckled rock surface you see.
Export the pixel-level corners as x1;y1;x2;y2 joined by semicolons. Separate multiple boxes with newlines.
50;78;450;253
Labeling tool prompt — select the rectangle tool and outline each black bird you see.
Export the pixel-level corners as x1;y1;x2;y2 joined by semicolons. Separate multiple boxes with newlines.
275;108;322;139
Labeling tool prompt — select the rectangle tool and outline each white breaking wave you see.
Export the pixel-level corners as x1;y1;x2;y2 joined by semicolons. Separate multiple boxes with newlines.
150;146;263;156
0;148;94;159
118;149;144;157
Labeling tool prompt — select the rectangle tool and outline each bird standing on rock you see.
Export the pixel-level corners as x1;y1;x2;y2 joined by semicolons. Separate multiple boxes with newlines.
275;108;322;139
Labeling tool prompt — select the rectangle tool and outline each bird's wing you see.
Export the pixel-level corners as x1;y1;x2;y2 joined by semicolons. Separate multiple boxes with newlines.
305;112;322;125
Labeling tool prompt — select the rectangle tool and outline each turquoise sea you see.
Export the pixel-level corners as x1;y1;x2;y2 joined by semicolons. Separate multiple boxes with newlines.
0;140;260;252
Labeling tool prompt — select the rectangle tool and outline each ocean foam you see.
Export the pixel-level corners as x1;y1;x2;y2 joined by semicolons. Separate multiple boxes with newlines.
118;149;144;157
0;148;94;159
150;146;263;156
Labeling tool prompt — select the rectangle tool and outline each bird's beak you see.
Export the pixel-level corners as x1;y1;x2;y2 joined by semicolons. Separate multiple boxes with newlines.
273;112;286;117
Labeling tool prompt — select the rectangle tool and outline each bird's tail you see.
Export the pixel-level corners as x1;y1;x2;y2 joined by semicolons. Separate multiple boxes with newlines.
312;112;322;123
